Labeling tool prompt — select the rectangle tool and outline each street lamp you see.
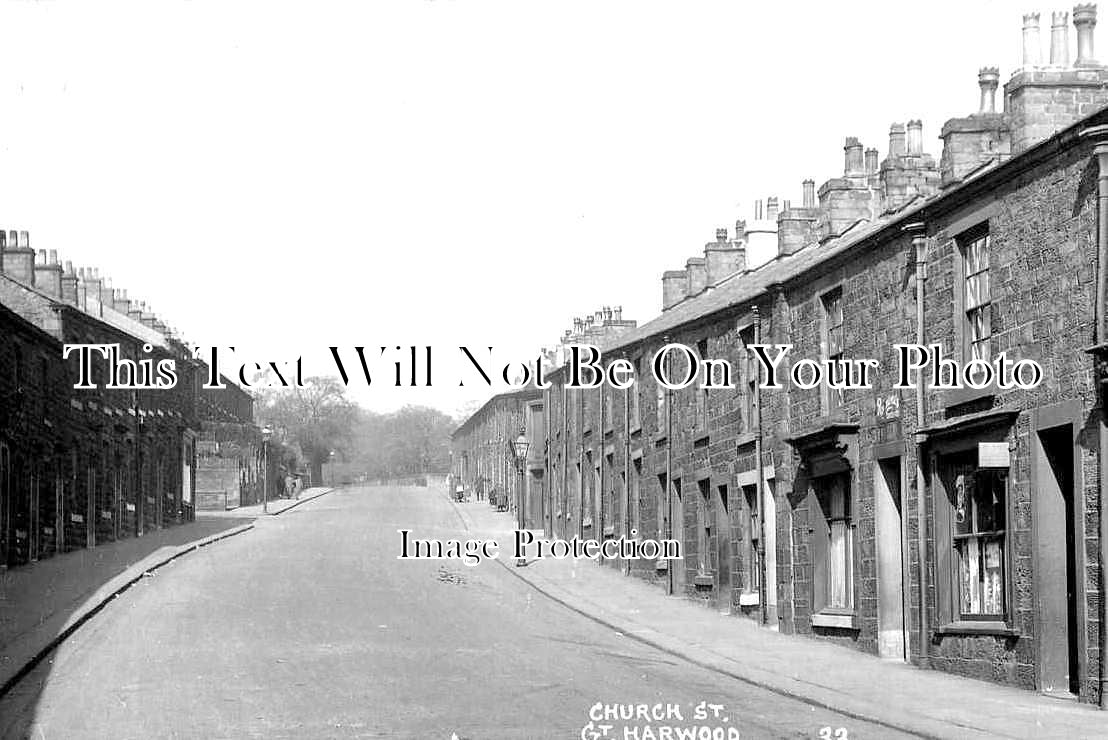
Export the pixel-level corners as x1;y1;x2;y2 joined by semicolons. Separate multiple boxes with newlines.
261;426;273;514
511;429;530;531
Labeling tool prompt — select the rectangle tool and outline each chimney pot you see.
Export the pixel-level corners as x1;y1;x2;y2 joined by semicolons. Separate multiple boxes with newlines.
1074;4;1098;66
614;306;622;321
1051;11;1071;66
907;120;923;155
36;248;46;265
766;196;780;221
864;147;879;174
715;227;728;242
888;123;907;157
844;137;864;176
978;67;1000;113
48;249;58;265
802;179;816;208
1023;12;1043;67
18;231;28;249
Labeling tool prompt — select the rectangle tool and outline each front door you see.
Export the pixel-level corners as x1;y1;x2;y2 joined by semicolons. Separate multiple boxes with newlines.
671;478;685;595
714;483;732;613
1034;426;1081;696
875;458;907;660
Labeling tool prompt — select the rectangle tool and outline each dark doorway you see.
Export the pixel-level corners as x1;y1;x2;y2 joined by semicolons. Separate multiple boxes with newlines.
1034;426;1080;696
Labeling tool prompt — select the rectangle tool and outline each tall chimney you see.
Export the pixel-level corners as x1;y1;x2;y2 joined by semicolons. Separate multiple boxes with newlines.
844;137;864;176
1023;12;1043;67
802;179;816;207
766;196;780;221
907;120;923;155
1074;4;1098;67
662;270;688;310
888;123;907;157
61;261;79;305
864;148;879;174
33;248;63;298
1051;11;1071;66
685;257;707;296
1;229;35;284
978;67;1000;113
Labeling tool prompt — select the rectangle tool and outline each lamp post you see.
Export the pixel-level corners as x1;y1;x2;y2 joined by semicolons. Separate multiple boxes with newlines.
511;429;531;530
261;426;273;514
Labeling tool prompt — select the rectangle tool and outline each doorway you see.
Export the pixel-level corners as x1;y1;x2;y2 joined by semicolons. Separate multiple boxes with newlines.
715;483;732;613
1034;426;1080;696
874;458;907;661
671;478;685;595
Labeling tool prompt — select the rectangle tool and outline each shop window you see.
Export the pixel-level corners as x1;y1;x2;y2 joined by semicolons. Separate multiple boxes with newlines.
942;451;1007;620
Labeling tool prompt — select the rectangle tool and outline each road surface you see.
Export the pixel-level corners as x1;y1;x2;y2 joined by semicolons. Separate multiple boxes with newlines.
0;486;915;739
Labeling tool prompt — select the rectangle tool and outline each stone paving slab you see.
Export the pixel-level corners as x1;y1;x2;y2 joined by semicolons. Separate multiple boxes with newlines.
445;491;1108;740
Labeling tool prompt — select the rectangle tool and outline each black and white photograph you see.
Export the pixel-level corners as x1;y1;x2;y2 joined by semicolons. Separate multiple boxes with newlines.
3;1;1108;737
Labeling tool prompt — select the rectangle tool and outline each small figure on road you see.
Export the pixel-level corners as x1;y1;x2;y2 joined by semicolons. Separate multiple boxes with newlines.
284;473;293;499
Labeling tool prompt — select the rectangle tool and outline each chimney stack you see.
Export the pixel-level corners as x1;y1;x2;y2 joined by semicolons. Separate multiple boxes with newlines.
61;261;79;306
1;229;36;285
978;67;1000;113
888;123;907;157
1023;12;1043;67
1075;4;1098;66
33;248;63;298
662;270;688;310
766;196;780;221
844;137;864;176
704;228;746;285
685;257;707;296
907;120;923;155
1051;11;1071;66
802;179;816;207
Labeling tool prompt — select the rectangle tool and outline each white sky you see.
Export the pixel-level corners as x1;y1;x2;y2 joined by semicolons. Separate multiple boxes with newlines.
0;0;1025;416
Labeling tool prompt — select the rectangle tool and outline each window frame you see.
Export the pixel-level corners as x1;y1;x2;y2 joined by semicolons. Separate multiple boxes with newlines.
931;433;1015;630
958;225;992;371
820;287;845;418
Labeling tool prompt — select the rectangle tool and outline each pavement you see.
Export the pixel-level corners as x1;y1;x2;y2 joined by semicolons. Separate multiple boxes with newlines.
0;486;334;702
0;485;919;739
448;490;1108;740
196;486;336;518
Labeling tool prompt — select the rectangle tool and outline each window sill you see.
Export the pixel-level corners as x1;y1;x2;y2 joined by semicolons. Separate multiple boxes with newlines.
655;559;669;572
693;427;710;442
811;610;858;630
944;383;995;409
934;621;1019;638
629;424;642;436
693;573;715;587
738;591;760;606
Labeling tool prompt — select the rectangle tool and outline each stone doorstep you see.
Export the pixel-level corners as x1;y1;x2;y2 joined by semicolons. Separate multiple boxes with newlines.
0;523;255;699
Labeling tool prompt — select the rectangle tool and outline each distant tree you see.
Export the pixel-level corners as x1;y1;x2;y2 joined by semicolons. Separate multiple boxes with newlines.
256;376;359;484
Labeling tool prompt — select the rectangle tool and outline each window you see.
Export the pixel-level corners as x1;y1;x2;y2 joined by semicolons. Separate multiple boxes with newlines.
822;289;844;416
695;339;709;430
656;473;667;538
812;473;853;612
739;326;757;433
697;479;711;573
742;484;761;593
961;230;991;376
944;451;1007;619
630;459;642;537
629;356;642;430
656;374;667;434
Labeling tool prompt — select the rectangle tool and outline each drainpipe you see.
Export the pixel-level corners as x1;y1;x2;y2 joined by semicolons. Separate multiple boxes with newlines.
753;306;768;625
625;374;632;576
665;336;674;596
562;379;568;539
599;381;605;566
1092;137;1108;709
905;222;930;668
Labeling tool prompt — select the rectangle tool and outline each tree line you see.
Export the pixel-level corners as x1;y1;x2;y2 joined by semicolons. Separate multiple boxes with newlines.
254;376;456;483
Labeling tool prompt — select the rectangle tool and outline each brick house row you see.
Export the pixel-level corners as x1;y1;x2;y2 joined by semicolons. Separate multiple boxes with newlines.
0;230;263;567
478;6;1108;705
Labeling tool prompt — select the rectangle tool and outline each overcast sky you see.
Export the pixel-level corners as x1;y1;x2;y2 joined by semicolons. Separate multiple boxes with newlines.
0;0;1024;417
